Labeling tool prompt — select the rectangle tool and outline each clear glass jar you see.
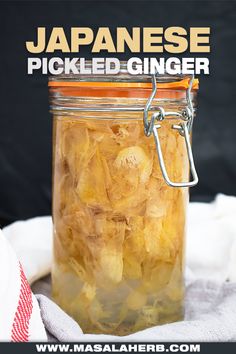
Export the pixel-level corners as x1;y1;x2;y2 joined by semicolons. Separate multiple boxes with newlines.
49;71;198;335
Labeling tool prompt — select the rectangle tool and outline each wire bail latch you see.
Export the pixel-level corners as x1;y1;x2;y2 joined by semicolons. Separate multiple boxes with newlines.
143;74;198;188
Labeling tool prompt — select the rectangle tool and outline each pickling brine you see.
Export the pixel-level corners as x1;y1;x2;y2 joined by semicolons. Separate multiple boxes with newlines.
52;112;189;335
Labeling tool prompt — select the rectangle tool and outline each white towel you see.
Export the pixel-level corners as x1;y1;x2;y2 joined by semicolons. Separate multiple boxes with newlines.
0;229;47;341
3;216;52;285
35;280;236;342
186;194;236;282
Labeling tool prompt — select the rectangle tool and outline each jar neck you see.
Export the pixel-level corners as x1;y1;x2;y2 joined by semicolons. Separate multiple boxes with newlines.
49;69;198;113
50;87;196;113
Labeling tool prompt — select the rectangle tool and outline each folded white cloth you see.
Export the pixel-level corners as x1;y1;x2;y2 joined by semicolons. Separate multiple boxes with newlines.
1;193;236;342
186;194;236;282
35;280;236;342
3;216;52;285
0;230;47;341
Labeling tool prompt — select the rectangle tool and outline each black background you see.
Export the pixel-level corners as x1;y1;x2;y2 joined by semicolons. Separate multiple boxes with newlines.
0;0;236;226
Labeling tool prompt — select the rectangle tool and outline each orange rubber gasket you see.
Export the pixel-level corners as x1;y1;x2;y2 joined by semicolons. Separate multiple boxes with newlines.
49;78;199;90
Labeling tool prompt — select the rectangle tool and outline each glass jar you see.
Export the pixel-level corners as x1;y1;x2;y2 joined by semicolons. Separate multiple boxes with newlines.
49;69;198;336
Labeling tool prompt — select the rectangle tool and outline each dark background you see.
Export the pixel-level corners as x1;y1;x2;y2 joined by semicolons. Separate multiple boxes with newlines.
0;0;236;226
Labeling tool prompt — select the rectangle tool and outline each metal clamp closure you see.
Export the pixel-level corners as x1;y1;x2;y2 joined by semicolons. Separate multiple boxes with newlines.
143;74;198;188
